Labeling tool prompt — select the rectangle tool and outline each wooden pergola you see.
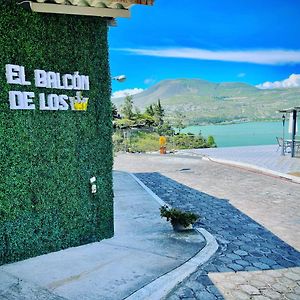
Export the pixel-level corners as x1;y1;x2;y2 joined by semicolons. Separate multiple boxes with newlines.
278;106;300;157
19;0;154;18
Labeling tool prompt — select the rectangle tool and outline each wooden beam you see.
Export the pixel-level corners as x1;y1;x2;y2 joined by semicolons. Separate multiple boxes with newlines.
20;1;131;18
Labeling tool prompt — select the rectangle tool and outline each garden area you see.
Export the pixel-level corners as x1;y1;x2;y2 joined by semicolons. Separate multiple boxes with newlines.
112;95;216;153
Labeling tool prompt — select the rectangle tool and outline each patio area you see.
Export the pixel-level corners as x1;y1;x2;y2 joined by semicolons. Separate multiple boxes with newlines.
114;153;300;299
177;144;300;176
278;106;300;158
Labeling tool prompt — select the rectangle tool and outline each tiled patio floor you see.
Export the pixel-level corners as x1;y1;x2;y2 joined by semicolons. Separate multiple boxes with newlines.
178;145;300;175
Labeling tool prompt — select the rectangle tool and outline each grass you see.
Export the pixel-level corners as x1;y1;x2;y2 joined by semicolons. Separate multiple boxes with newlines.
113;130;216;153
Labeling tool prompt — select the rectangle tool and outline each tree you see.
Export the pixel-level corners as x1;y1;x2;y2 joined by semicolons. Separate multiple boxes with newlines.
121;95;134;120
114;118;135;129
174;110;186;133
153;99;165;125
111;102;120;119
145;104;155;116
135;113;156;127
134;106;141;116
207;135;217;147
156;122;174;136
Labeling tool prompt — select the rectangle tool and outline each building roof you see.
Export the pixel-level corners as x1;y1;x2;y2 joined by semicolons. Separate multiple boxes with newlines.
19;0;154;18
278;107;300;113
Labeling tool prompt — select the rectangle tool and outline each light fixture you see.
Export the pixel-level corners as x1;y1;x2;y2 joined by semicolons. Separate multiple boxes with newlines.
282;114;286;126
112;75;126;82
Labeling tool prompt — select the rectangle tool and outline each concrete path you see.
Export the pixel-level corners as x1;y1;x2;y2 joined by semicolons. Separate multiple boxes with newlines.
177;145;300;176
114;153;300;300
0;171;205;300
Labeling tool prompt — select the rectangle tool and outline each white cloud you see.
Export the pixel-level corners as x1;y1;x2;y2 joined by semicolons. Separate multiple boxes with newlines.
256;74;300;89
111;88;144;99
117;47;300;65
144;78;156;85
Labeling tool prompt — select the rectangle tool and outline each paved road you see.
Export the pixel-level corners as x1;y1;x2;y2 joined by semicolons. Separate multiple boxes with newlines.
114;153;300;300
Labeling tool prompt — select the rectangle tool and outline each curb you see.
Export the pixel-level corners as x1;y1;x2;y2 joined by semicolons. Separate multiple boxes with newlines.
125;228;218;300
129;173;166;206
202;156;300;184
123;151;300;184
128;173;219;300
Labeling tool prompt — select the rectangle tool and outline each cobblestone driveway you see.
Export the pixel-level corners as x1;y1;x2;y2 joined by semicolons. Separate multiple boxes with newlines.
134;172;300;300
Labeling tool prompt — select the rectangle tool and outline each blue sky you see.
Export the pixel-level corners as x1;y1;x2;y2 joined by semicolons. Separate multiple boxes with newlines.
109;0;300;96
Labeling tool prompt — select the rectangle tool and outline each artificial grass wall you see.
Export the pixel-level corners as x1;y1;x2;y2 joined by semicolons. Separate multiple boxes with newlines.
0;0;114;265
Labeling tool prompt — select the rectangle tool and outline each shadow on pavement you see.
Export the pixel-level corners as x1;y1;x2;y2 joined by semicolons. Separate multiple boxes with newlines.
134;172;300;299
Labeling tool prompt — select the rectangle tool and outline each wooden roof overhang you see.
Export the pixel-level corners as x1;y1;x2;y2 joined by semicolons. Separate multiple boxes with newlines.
19;0;154;18
278;107;300;113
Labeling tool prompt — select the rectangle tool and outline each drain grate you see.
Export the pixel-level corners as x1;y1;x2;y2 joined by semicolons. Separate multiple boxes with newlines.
178;168;192;172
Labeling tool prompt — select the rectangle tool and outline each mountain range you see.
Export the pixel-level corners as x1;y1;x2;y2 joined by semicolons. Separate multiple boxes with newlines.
112;79;300;124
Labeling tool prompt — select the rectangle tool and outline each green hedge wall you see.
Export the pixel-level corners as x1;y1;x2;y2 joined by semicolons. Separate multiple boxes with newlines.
0;0;114;265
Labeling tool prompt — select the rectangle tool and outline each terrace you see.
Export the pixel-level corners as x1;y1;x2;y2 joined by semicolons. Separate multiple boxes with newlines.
278;106;300;158
177;144;300;181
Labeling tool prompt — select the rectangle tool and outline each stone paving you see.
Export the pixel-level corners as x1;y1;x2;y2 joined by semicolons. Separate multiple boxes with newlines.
178;145;300;175
115;153;300;251
134;172;300;300
209;268;300;300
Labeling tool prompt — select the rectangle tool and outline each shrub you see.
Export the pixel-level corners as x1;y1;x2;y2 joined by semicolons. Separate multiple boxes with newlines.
160;205;199;228
207;135;217;147
172;133;208;149
129;131;159;152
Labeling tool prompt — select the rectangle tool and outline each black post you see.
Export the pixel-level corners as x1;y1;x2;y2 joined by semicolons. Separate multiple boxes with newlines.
291;109;297;157
281;114;286;156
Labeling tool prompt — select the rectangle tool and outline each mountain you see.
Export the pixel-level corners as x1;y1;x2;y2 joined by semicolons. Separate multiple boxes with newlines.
112;79;300;124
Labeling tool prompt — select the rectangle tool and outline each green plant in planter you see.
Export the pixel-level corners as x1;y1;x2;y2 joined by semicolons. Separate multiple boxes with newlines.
160;205;199;229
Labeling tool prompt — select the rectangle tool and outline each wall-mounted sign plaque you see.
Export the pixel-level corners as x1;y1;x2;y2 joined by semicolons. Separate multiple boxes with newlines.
5;64;90;111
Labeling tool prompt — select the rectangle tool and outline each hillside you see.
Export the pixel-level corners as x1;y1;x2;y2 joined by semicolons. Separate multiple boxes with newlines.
112;79;300;124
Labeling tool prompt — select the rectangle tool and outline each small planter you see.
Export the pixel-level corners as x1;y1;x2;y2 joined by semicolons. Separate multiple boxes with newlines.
160;205;199;232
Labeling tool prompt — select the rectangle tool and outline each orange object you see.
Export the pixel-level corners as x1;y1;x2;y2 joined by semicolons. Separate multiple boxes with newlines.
159;136;166;146
160;146;166;154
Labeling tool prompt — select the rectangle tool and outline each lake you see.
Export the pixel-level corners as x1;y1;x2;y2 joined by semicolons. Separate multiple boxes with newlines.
181;121;291;147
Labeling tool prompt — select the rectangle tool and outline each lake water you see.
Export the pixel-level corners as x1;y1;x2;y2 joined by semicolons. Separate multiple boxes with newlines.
181;121;291;147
